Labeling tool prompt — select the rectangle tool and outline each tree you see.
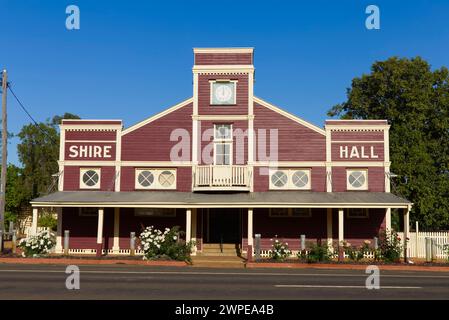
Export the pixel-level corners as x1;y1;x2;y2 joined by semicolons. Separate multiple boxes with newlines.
5;164;28;226
17;113;80;199
328;57;449;230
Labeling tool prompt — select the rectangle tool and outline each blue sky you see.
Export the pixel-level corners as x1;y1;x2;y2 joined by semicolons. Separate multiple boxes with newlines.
2;0;449;165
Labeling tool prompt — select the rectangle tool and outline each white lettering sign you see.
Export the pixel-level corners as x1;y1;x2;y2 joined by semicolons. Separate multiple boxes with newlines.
68;145;113;159
339;146;379;159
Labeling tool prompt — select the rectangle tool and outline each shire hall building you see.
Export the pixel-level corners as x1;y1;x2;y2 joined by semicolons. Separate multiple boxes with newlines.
31;48;411;257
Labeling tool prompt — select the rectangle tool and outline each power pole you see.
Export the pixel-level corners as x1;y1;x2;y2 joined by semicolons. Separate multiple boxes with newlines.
0;70;8;242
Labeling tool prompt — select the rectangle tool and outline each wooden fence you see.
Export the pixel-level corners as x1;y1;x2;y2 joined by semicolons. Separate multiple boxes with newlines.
398;231;449;259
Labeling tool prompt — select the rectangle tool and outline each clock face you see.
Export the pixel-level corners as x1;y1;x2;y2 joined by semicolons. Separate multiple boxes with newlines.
212;82;235;104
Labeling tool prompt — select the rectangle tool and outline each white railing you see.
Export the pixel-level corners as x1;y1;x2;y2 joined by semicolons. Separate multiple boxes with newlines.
194;165;251;189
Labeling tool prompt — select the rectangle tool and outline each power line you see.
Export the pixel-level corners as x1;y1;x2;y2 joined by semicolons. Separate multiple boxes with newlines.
7;84;58;145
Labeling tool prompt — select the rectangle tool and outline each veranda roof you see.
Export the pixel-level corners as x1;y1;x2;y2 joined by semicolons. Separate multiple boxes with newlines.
31;191;411;209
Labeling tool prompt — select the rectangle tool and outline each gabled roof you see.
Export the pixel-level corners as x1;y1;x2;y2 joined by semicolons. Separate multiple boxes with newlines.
254;97;326;135
121;97;193;135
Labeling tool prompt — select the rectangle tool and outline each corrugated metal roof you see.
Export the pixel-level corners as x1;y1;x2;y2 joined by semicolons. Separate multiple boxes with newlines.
31;191;411;208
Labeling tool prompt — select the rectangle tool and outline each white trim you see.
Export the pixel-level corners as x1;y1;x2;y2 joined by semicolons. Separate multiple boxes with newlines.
192;115;250;121
65;140;117;143
385;208;391;231
269;168;311;190
61;125;123;130
347;169;368;191
254;97;325;135
59;126;65;161
325;125;390;131
80;168;101;189
121;98;193;135
113;208;120;253
115;126;122;192
331;140;385;144
194;48;254;54
326;208;333;247
56;207;63;252
97;208;104;244
325;126;332;192
135;168;177;190
191;209;197;255
31;208;38;235
210;80;237;105
186;209;192;243
213;124;233;166
60;160;193;167
58;165;64;191
338;208;344;244
193;65;254;74
31;202;412;209
247;208;253;246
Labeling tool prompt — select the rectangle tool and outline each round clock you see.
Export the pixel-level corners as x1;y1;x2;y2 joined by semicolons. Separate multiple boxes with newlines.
214;84;233;102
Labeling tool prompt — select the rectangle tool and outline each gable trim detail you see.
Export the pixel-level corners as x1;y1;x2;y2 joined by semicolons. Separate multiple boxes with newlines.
121;97;193;136
254;97;326;136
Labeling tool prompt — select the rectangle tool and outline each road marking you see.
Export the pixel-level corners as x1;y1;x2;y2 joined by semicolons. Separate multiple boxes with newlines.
0;269;448;279
275;285;422;289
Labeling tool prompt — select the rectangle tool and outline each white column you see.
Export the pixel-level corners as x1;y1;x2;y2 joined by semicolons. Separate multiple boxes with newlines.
403;206;410;262
191;209;197;255
96;208;104;255
247;208;254;247
326;208;333;248
112;208;120;253
186;209;192;243
55;208;63;253
31;208;38;235
385;208;391;232
338;208;344;245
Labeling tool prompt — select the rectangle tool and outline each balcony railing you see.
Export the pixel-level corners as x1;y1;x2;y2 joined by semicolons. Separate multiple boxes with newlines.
193;165;252;191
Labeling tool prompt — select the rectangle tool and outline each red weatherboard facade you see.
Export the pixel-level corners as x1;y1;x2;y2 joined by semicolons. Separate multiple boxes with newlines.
53;48;394;255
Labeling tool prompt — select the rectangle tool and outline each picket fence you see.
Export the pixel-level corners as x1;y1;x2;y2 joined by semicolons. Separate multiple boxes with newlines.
398;231;449;259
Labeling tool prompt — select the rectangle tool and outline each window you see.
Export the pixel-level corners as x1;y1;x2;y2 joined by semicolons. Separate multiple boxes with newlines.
214;124;233;165
271;171;288;188
134;208;176;217
135;169;177;190
347;169;368;190
80;168;101;189
210;80;236;105
269;169;311;190
269;208;312;218
79;208;98;217
347;208;369;218
291;208;312;218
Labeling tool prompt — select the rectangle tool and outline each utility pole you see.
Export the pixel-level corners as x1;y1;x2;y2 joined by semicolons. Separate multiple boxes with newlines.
0;70;8;243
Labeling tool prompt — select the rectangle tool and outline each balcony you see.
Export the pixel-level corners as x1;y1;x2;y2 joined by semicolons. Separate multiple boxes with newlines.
193;165;252;191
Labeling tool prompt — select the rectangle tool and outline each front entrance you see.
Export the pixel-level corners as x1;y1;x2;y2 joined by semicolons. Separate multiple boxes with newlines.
205;208;241;244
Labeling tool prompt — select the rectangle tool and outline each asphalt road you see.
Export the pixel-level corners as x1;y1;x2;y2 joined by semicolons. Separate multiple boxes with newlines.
0;263;449;300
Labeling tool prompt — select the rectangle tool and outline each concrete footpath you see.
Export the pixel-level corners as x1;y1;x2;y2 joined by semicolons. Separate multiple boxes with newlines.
1;256;449;272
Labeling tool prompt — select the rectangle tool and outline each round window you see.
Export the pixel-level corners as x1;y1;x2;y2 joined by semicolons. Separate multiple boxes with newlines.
348;171;366;188
138;171;154;187
271;171;288;188
158;170;175;187
82;170;99;187
292;170;309;188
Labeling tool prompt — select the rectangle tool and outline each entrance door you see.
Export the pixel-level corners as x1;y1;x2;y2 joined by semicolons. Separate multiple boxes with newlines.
207;209;241;244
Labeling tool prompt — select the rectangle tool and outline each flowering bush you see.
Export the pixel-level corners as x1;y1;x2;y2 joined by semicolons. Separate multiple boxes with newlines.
344;240;372;262
269;236;291;261
19;230;55;257
139;226;194;262
377;229;405;263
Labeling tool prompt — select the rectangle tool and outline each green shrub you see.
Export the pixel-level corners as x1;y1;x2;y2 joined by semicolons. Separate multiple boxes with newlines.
299;241;332;263
378;229;404;263
38;211;57;231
